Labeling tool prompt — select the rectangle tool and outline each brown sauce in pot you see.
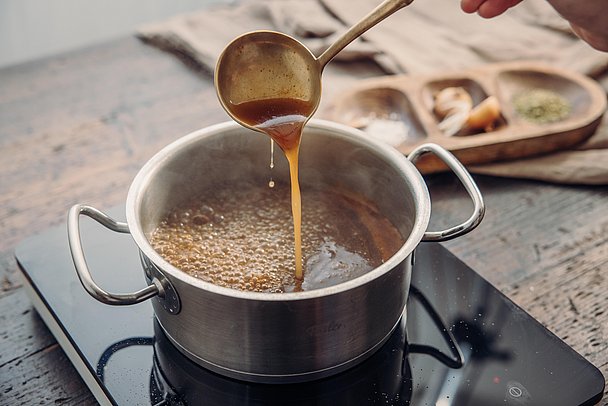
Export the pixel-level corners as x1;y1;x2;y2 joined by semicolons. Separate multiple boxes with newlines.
149;182;403;292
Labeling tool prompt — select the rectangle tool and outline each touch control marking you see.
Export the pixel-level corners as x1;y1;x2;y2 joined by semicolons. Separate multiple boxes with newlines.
508;386;523;398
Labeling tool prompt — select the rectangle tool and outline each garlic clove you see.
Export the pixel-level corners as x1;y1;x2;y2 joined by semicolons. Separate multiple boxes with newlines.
466;96;501;130
434;87;473;118
438;109;469;137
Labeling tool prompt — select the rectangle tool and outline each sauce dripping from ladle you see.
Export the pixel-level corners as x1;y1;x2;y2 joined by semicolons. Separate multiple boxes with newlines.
215;0;414;279
231;98;315;279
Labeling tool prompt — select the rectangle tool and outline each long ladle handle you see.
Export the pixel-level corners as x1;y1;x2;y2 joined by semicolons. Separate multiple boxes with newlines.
317;0;414;68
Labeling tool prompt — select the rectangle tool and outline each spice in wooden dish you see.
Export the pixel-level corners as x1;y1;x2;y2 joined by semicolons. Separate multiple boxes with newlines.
434;87;501;136
512;89;571;124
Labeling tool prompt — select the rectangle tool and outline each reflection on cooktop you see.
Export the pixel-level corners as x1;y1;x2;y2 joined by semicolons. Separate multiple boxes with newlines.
100;283;462;406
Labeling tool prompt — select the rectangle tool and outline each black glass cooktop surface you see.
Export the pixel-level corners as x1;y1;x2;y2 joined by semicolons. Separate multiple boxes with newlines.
15;210;605;405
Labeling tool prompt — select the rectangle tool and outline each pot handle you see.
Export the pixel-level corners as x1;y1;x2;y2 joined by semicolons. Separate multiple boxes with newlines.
68;204;162;305
407;143;485;242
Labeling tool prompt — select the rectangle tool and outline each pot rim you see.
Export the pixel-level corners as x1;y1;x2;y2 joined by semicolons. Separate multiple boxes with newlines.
125;119;430;301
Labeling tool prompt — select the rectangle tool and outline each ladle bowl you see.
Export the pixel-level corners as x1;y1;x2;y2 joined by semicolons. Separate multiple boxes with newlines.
215;31;322;132
214;0;415;132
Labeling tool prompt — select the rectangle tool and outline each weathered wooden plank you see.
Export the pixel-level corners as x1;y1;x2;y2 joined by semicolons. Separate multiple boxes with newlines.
0;38;226;256
0;253;21;297
0;38;213;145
0;341;96;406
0;288;96;405
429;173;608;287
0;288;55;367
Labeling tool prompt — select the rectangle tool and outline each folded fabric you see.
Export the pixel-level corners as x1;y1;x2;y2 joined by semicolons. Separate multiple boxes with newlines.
138;0;608;185
138;0;379;75
321;0;608;76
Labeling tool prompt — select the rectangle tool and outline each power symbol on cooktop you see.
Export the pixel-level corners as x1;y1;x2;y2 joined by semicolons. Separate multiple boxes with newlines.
508;386;523;398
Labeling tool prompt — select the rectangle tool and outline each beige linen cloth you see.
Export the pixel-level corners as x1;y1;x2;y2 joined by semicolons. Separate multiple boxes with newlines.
138;0;608;185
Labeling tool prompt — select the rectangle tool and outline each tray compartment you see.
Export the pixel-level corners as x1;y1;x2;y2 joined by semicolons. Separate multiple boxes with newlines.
496;70;591;124
330;87;426;147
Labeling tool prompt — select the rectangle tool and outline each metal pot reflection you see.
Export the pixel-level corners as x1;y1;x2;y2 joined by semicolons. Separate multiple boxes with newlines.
151;316;410;406
97;285;464;405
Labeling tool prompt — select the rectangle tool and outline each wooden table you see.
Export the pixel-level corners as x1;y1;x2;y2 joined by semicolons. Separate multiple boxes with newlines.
1;36;607;405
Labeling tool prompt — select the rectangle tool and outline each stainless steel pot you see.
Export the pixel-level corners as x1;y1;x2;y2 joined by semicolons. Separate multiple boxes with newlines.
68;119;484;383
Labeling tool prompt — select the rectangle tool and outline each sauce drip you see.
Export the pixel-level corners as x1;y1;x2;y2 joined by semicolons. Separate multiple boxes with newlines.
268;140;275;188
231;98;315;279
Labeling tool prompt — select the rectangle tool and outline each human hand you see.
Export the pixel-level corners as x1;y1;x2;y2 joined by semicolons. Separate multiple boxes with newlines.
460;0;523;18
461;0;608;51
548;0;608;51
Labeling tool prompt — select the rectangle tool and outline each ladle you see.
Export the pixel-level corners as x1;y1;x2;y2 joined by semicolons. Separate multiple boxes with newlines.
214;0;414;131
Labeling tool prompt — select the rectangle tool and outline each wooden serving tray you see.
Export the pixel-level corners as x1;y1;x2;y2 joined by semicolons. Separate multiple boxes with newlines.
324;61;607;173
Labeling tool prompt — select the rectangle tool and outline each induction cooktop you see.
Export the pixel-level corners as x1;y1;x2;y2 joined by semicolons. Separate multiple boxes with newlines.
15;209;605;405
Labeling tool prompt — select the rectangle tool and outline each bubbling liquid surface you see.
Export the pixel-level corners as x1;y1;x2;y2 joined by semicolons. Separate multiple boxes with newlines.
149;183;404;293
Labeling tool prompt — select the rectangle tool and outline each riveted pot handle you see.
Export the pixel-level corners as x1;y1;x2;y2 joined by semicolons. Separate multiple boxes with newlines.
408;144;485;242
68;204;162;305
